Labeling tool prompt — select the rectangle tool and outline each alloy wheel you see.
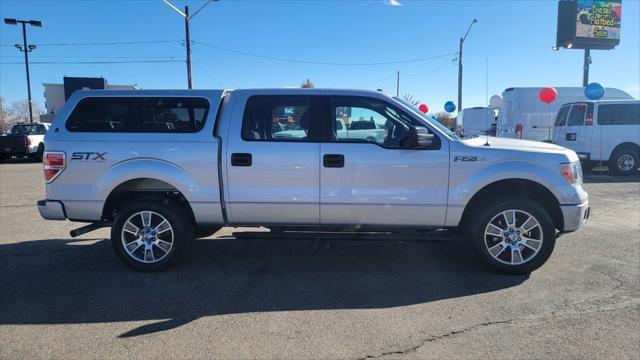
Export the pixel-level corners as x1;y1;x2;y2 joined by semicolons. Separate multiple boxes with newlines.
483;209;543;265
121;211;174;264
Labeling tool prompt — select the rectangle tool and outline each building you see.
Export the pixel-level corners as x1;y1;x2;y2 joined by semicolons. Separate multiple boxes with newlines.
40;77;136;123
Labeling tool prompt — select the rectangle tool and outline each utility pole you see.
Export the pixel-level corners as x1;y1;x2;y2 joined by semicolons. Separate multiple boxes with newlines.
582;49;591;87
457;18;478;114
184;6;192;89
4;18;42;124
163;0;217;89
396;71;400;97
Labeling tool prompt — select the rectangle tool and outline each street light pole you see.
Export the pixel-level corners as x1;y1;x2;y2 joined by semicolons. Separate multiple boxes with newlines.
163;0;217;89
457;18;478;114
582;48;591;87
4;18;42;124
21;22;34;123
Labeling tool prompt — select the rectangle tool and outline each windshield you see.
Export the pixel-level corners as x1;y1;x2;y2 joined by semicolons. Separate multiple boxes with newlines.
11;125;34;134
392;96;458;139
10;124;46;135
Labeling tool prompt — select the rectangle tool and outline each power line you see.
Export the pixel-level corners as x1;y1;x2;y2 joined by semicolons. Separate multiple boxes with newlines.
1;38;456;67
0;60;183;64
0;40;179;47
0;55;182;59
192;40;457;66
366;59;455;89
402;59;456;77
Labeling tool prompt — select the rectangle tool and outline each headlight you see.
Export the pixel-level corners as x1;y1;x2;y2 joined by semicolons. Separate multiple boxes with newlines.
560;161;582;184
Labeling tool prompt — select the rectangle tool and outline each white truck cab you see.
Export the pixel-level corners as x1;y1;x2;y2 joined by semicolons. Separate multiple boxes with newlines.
37;88;589;274
553;100;640;175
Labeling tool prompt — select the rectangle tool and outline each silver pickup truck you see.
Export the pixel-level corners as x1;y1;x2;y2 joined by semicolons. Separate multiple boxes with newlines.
38;89;589;273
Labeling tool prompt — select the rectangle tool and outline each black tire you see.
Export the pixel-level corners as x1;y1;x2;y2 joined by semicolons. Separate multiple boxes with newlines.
111;198;193;271
36;143;44;162
0;156;6;163
466;195;556;274
609;146;639;176
580;160;595;173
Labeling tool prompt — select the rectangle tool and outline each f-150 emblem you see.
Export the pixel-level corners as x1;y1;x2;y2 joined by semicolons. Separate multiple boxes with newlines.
454;156;480;162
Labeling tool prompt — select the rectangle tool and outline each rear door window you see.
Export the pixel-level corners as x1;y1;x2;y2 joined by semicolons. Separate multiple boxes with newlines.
242;96;317;142
598;103;640;125
566;104;587;126
66;97;209;133
554;105;571;127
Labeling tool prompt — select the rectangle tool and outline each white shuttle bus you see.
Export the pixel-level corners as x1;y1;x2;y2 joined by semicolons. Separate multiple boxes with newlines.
497;87;633;142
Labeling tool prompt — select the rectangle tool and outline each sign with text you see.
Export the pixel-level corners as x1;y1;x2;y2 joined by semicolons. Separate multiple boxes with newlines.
576;0;621;41
556;0;621;50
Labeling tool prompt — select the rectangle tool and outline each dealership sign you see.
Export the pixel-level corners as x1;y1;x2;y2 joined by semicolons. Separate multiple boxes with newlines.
556;0;621;50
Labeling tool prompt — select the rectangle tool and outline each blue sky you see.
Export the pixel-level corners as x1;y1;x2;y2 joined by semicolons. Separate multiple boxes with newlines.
1;0;639;113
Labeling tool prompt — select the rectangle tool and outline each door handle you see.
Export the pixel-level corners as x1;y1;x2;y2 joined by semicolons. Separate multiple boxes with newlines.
231;153;252;166
566;133;577;141
323;154;344;168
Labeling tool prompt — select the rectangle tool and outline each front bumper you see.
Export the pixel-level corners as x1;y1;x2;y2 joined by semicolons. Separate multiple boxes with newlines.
37;199;67;220
560;200;590;232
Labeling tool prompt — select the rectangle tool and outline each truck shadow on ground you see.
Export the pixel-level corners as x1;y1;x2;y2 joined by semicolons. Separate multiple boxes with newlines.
583;171;640;183
0;235;527;338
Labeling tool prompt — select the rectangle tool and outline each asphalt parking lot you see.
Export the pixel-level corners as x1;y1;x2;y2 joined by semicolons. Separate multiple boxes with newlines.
1;160;638;359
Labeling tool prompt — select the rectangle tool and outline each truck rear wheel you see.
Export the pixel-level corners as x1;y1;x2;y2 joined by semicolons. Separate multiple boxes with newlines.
467;195;556;274
609;146;639;176
36;143;44;162
111;199;193;271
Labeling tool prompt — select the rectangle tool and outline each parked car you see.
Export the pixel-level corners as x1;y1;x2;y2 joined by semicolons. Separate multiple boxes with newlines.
496;87;633;142
0;122;49;162
487;123;497;137
553;100;640;175
458;107;496;136
38;89;589;274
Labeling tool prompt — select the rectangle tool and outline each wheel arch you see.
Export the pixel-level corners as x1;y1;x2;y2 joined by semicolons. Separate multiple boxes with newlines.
609;142;640;160
102;177;196;224
460;178;564;232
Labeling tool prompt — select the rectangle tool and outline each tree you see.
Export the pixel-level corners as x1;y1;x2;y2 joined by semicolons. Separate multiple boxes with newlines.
401;93;420;106
434;111;457;130
300;79;314;88
9;100;44;123
0;97;16;133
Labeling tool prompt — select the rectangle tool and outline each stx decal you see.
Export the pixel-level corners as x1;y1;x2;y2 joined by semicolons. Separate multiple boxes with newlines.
71;152;107;161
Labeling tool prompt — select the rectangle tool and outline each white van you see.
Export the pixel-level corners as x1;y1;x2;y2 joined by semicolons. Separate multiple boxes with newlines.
553;100;640;175
497;87;633;142
458;107;496;136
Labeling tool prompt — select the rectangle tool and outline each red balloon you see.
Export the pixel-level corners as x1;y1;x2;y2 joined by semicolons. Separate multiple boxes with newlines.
539;87;558;104
418;104;429;113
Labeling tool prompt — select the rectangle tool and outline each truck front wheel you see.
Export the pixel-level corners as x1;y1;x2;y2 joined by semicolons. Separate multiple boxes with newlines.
111;199;193;271
467;195;556;274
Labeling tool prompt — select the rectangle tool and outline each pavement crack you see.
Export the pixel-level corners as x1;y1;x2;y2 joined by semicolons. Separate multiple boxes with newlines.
358;304;639;360
359;319;514;359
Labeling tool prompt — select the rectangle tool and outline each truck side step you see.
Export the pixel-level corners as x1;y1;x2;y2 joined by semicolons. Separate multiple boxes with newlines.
231;229;456;242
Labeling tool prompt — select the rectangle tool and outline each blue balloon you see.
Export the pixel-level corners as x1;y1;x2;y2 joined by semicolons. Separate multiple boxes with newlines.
585;82;605;100
444;101;456;113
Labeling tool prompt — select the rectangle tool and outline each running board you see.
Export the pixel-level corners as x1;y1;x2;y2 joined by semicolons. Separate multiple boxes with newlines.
231;229;456;242
70;222;112;238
